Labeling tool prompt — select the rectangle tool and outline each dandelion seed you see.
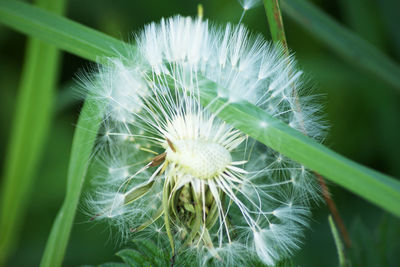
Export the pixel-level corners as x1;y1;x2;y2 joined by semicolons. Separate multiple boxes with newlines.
237;0;262;23
83;15;325;265
238;0;261;10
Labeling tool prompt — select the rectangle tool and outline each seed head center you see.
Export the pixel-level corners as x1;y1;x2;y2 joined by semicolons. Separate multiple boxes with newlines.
166;139;231;180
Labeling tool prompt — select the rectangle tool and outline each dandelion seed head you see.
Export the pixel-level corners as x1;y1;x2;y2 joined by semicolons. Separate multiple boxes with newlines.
82;15;326;266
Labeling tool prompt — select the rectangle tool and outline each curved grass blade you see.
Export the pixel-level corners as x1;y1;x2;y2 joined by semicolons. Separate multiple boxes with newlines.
328;215;347;267
281;0;400;91
40;96;105;267
0;0;66;265
0;0;128;62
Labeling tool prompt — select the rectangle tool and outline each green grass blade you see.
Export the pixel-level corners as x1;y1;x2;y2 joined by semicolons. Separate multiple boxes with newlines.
0;0;66;265
328;215;347;267
199;80;400;217
0;0;128;62
263;0;288;49
40;96;105;267
281;0;400;91
264;0;352;249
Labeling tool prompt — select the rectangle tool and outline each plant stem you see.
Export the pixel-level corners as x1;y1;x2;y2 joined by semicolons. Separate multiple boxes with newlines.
328;215;347;267
263;0;351;249
317;174;351;248
263;0;288;52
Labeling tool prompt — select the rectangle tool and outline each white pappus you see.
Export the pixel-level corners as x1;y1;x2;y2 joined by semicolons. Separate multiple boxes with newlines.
82;15;325;266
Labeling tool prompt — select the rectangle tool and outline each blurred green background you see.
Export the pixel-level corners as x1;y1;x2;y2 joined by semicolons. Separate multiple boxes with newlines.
0;0;399;266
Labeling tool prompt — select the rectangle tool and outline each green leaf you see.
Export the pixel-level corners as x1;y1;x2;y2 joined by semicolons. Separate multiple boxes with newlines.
281;0;400;91
98;238;274;267
115;249;146;266
124;180;155;204
0;0;66;265
40;96;106;267
99;263;128;267
100;240;170;267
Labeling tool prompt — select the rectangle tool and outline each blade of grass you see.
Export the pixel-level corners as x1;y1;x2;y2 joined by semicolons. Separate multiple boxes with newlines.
263;0;351;248
0;0;128;62
328;215;347;267
281;0;400;91
0;0;66;265
40;96;105;267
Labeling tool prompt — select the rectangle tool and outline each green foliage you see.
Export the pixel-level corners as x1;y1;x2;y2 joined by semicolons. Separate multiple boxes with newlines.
0;0;399;266
0;0;66;265
99;240;181;267
328;216;347;267
98;239;277;267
